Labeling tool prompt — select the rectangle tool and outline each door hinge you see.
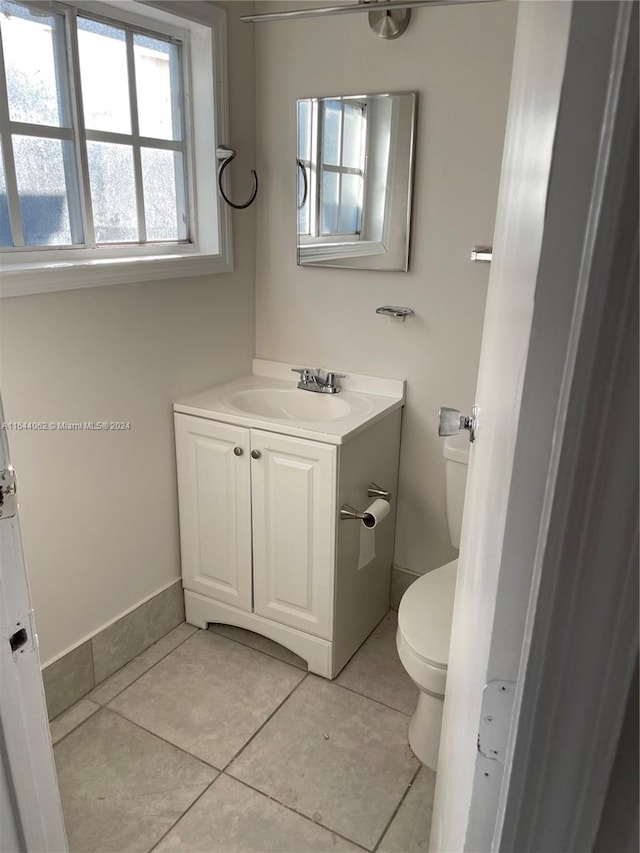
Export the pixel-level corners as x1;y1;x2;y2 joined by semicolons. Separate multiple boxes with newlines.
477;680;516;764
0;466;17;519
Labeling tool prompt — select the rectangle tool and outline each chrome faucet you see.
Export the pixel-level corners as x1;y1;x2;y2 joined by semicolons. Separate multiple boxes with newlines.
292;368;345;394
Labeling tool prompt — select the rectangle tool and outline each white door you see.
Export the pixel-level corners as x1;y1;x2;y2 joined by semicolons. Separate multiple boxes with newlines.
251;429;337;639
431;2;573;844
432;2;637;852
174;414;252;611
0;393;68;850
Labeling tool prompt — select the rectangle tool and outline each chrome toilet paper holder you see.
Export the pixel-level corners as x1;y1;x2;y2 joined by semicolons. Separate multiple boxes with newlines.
340;482;391;522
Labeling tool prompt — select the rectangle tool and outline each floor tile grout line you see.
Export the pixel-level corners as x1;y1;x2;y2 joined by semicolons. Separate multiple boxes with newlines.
223;771;373;852
139;673;311;852
222;671;310;772
49;694;100;726
55;614;420;851
331;678;413;718
147;773;221;853
53;628;412;755
105;665;308;776
104;705;223;772
48;700;101;749
49;622;198;727
88;624;200;706
100;620;411;725
209;616;415;720
208;625;308;670
372;764;424;853
57;637;306;767
91;615;187;691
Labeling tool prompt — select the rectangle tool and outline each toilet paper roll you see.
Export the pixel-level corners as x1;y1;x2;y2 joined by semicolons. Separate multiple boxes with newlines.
361;498;391;529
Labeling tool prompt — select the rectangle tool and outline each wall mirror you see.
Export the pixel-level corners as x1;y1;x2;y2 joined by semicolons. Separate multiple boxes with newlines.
296;91;417;271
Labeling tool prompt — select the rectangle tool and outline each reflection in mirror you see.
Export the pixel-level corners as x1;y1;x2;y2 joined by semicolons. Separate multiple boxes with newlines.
296;92;416;271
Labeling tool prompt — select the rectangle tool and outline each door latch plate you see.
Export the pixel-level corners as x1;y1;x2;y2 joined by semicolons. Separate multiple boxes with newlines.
7;612;35;660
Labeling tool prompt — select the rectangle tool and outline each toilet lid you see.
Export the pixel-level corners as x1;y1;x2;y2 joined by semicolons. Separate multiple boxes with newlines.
398;559;458;668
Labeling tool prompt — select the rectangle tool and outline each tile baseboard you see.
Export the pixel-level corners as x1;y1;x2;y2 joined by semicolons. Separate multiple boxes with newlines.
46;570;418;719
43;580;185;721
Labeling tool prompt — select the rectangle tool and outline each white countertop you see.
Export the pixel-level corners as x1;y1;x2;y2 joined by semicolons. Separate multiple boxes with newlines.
173;360;406;445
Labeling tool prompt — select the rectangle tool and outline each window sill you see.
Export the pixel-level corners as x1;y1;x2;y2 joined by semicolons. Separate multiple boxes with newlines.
0;251;233;298
298;240;386;263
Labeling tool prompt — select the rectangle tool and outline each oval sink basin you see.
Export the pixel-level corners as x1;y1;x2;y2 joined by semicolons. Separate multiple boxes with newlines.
226;388;353;422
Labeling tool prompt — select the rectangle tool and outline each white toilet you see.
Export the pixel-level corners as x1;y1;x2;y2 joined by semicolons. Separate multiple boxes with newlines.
396;432;470;769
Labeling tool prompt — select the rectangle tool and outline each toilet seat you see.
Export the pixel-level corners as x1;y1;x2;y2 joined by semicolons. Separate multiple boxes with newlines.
397;559;458;696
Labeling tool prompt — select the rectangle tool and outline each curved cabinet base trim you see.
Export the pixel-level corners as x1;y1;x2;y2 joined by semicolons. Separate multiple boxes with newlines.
184;590;334;678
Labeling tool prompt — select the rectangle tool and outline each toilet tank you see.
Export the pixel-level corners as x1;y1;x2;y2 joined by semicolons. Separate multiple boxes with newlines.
443;433;470;549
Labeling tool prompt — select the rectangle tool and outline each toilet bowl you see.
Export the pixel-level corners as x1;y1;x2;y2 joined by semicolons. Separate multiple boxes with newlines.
396;433;469;769
396;558;457;768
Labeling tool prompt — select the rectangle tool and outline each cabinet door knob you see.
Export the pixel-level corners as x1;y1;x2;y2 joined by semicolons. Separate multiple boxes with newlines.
251;449;261;459
233;446;243;456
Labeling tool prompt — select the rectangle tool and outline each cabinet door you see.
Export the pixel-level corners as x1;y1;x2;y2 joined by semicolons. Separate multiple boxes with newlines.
251;429;337;639
174;413;252;611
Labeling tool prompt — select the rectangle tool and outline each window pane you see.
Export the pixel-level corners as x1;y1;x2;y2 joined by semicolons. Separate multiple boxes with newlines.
321;171;339;235
0;1;67;127
322;102;341;167
78;17;130;134
141;148;186;241
87;142;138;243
343;104;365;170
297;204;309;236
341;173;362;234
297;100;311;160
0;140;11;246
13;136;78;246
134;34;181;141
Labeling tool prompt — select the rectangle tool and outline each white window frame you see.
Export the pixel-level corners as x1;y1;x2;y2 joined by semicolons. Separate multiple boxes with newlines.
297;97;368;243
0;0;232;297
297;95;393;265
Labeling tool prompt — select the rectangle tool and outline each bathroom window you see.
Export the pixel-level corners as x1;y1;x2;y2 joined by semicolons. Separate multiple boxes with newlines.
0;0;231;296
297;98;367;240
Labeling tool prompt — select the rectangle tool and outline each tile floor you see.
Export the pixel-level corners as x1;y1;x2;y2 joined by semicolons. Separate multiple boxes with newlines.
51;611;435;853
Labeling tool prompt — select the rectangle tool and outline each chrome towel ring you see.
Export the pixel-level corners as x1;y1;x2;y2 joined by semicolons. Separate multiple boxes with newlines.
216;146;258;210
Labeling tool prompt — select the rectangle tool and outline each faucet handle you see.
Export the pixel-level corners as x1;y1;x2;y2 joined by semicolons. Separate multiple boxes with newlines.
325;371;345;392
292;367;312;383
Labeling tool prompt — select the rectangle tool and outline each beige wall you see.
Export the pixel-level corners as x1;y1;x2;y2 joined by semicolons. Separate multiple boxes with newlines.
254;1;518;576
0;2;256;665
0;0;518;662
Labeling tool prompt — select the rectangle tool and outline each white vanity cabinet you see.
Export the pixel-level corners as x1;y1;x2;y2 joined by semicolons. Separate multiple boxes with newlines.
173;361;404;678
175;414;336;644
250;430;336;639
174;416;252;611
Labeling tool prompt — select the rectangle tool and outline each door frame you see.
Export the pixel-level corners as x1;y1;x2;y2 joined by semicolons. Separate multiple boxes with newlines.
432;1;638;851
0;394;68;851
0;2;636;850
495;1;638;848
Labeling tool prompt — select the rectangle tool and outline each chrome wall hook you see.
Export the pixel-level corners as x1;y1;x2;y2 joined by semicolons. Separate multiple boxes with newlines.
216;146;258;210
